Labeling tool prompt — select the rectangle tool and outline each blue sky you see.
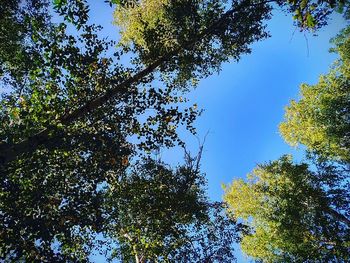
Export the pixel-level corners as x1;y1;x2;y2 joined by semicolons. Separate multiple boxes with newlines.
87;1;347;262
182;12;347;201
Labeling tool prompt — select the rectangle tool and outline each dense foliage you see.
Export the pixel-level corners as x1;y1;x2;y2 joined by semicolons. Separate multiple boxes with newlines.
104;158;241;262
224;156;349;262
279;0;350;29
280;27;350;163
114;0;272;90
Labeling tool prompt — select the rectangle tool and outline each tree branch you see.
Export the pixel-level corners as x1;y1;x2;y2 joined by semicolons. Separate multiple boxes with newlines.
327;207;350;227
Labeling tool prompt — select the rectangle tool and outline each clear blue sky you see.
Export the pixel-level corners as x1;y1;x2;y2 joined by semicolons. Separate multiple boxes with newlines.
87;1;347;262
161;12;347;200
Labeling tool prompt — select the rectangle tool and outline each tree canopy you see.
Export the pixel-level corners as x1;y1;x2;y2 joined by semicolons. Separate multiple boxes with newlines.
224;156;350;262
280;26;350;163
278;0;350;29
0;0;349;261
104;158;241;262
224;26;350;262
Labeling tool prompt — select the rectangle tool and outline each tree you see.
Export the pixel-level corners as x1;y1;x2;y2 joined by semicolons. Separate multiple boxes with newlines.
277;0;350;30
0;22;202;260
104;157;242;262
0;0;51;87
224;26;350;262
223;156;350;262
1;141;241;261
113;0;271;87
280;26;350;162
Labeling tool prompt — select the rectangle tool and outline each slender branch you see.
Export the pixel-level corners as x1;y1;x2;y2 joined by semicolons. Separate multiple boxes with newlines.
123;233;143;263
327;208;350;227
